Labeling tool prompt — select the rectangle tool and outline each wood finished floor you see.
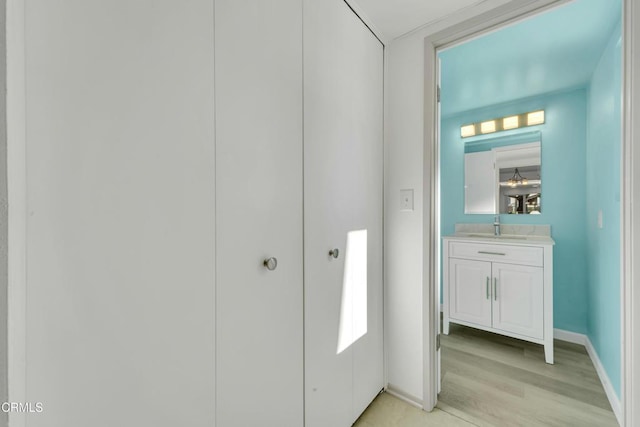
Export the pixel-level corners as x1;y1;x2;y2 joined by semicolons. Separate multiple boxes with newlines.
355;323;618;427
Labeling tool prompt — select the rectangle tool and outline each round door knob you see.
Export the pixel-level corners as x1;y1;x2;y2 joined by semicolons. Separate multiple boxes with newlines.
329;248;339;259
263;257;278;271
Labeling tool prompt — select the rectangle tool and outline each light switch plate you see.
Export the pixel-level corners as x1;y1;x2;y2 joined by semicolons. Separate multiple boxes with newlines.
400;189;414;211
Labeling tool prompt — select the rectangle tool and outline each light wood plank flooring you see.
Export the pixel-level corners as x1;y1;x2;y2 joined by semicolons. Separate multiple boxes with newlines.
355;392;471;427
355;323;618;427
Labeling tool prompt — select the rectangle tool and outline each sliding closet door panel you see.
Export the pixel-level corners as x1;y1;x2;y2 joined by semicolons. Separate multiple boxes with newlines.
24;2;215;426
215;1;303;426
304;1;384;426
345;13;384;418
304;3;355;425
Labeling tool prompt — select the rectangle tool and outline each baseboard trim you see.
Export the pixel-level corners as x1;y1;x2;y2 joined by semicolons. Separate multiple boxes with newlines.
385;384;423;409
554;329;621;425
584;337;622;426
553;328;586;345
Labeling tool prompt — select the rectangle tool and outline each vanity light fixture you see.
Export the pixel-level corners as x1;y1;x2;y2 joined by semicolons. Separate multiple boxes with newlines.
507;168;528;187
503;115;519;130
460;124;476;138
527;110;545;126
460;109;545;138
480;120;496;134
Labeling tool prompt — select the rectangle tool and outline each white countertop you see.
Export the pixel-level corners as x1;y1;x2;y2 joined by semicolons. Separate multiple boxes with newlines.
443;232;555;245
444;223;555;245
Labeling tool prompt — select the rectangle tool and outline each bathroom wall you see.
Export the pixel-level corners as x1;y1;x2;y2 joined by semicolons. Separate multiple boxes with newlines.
586;19;622;397
440;88;589;333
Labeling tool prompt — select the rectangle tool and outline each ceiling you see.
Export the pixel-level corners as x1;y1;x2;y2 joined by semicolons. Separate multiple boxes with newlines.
347;0;489;40
439;0;622;116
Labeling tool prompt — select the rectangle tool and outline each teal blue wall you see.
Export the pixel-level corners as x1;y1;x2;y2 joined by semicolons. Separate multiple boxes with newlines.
438;0;620;116
586;20;622;397
440;88;589;333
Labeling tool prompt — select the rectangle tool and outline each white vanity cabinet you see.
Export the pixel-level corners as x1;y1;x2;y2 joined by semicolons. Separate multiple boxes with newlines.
443;237;554;364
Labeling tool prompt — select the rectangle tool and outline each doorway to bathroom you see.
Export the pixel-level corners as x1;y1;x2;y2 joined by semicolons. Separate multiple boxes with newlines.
433;0;624;424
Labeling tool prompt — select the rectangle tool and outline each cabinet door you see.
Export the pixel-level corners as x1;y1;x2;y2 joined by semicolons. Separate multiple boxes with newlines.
449;259;492;327
215;0;303;425
303;0;384;425
492;263;544;339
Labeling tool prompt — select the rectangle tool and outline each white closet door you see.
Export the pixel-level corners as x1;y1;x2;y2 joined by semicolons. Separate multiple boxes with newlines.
215;1;303;426
24;2;215;426
304;0;384;425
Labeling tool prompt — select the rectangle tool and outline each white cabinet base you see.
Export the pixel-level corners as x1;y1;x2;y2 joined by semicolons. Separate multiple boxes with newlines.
443;317;554;364
443;237;555;364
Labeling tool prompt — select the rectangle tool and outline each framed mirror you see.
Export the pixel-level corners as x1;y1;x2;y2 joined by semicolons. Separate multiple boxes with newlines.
464;140;541;214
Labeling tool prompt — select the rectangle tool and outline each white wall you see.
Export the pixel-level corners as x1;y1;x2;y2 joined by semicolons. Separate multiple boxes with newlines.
384;0;516;402
385;33;425;400
23;2;215;426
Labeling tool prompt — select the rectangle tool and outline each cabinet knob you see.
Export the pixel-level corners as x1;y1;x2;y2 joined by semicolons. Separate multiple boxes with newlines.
329;248;339;259
263;257;278;271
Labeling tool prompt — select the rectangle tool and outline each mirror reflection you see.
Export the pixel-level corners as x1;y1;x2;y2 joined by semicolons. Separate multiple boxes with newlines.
499;165;541;214
464;141;541;214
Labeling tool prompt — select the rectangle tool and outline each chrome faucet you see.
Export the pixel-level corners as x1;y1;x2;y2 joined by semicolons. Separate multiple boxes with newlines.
494;215;501;236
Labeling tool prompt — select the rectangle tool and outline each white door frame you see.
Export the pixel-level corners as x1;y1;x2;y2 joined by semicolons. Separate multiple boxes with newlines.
422;2;640;427
622;1;640;426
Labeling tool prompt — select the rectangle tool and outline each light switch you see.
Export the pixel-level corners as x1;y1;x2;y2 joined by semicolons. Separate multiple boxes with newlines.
400;189;414;211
